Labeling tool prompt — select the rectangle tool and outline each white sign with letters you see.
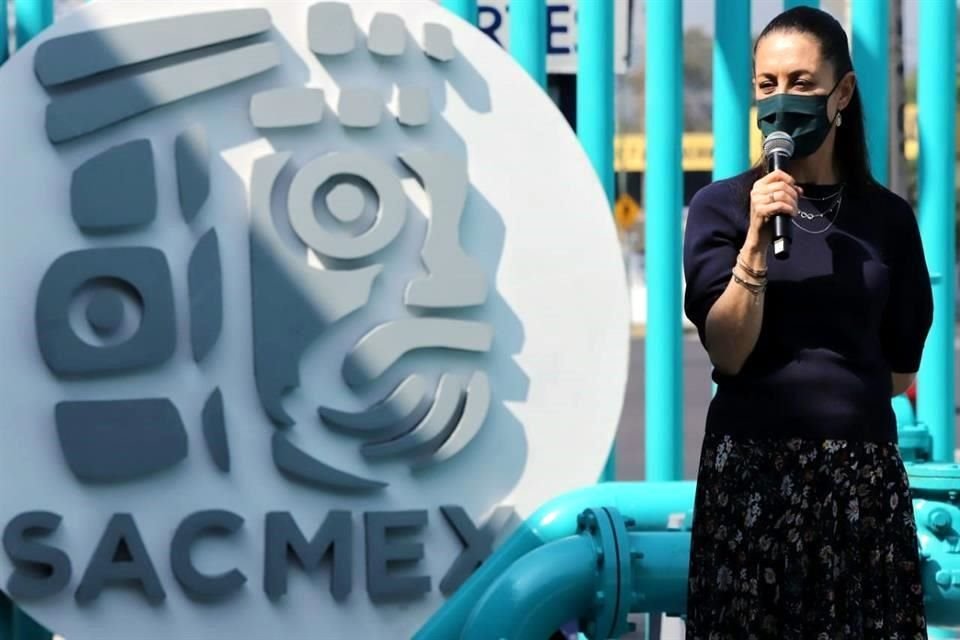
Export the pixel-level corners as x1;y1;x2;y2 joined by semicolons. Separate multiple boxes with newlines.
472;0;630;75
0;1;629;639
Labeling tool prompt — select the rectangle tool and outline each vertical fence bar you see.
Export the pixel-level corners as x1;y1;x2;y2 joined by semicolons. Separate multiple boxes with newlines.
441;0;477;26
710;0;751;397
784;0;819;10
852;0;914;439
577;0;614;200
644;0;682;483
917;0;957;463
15;0;53;48
852;0;889;185
712;0;751;183
510;0;546;88
577;0;615;481
1;0;8;64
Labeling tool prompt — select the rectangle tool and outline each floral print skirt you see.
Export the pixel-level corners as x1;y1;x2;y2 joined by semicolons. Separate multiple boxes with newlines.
685;431;928;640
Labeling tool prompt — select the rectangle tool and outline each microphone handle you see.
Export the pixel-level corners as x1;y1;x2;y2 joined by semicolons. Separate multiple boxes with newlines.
768;152;792;260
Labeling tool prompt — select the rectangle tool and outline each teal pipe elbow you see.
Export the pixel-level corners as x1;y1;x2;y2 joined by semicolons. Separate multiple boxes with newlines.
460;536;599;640
415;481;696;639
460;518;693;640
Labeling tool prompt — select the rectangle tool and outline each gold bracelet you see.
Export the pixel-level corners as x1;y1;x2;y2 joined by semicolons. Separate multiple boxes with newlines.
732;265;766;286
732;270;767;296
737;252;768;279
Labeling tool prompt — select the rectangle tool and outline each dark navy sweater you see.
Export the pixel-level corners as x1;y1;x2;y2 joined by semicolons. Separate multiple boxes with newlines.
683;171;933;443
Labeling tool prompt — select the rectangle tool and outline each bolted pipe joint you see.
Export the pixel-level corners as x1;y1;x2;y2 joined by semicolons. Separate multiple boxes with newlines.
575;507;634;639
906;463;960;628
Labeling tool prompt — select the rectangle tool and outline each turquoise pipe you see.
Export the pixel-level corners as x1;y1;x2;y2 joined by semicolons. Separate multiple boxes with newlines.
576;0;616;482
627;531;690;614
460;530;692;640
0;597;11;640
460;536;599;640
712;0;751;182
892;394;917;430
441;0;477;26
784;0;819;9
509;0;546;89
0;605;50;640
577;0;614;202
710;0;750;399
11;612;49;640
448;479;960;638
0;0;7;64
644;0;683;482
413;481;697;639
851;0;914;433
917;0;957;462
15;0;53;48
914;497;960;629
852;0;889;185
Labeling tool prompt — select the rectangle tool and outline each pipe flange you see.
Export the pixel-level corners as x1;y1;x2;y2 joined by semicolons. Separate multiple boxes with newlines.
576;507;633;639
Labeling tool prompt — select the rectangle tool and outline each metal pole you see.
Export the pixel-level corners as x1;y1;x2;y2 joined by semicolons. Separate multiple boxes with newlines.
784;0;819;9
644;0;682;483
14;0;53;48
852;0;889;185
712;0;751;181
510;0;546;88
1;0;8;64
887;0;907;200
577;0;615;481
917;0;957;462
441;0;477;26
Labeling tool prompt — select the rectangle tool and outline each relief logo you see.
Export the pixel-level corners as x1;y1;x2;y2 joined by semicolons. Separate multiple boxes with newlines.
0;2;627;639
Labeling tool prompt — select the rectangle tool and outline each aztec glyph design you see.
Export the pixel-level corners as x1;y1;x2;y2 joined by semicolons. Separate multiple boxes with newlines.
33;3;493;491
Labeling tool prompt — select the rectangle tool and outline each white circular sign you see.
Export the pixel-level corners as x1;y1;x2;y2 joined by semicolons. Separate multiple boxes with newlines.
0;1;629;638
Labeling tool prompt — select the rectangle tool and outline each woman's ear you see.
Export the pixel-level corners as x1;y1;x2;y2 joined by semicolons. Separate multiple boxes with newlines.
837;71;856;111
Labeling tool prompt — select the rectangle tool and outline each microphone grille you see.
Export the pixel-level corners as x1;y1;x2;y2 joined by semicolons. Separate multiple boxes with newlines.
763;131;794;158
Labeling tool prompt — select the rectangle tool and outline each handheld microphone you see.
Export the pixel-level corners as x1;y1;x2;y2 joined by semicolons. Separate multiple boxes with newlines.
763;131;795;260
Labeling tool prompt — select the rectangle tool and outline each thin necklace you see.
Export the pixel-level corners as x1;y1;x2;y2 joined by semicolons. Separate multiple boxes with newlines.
793;193;843;234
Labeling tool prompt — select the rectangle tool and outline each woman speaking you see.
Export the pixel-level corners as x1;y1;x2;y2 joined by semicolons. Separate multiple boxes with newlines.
682;7;932;639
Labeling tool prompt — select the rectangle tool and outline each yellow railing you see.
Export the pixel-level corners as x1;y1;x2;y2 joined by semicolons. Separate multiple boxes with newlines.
615;103;940;173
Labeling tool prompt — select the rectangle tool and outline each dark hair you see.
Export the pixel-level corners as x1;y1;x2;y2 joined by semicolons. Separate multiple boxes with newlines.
749;6;877;195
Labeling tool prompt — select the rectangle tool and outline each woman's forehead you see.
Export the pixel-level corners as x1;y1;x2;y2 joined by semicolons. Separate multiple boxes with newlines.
755;30;825;75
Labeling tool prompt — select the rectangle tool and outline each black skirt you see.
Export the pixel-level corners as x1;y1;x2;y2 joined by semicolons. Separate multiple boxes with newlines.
685;431;928;640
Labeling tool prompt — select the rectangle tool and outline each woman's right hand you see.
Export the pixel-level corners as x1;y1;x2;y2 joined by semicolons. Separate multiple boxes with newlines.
747;170;801;251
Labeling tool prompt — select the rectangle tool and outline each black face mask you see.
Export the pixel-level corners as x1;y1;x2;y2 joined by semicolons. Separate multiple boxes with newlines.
756;78;843;158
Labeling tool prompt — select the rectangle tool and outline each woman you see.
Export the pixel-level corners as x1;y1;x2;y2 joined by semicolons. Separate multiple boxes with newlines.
683;7;932;639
